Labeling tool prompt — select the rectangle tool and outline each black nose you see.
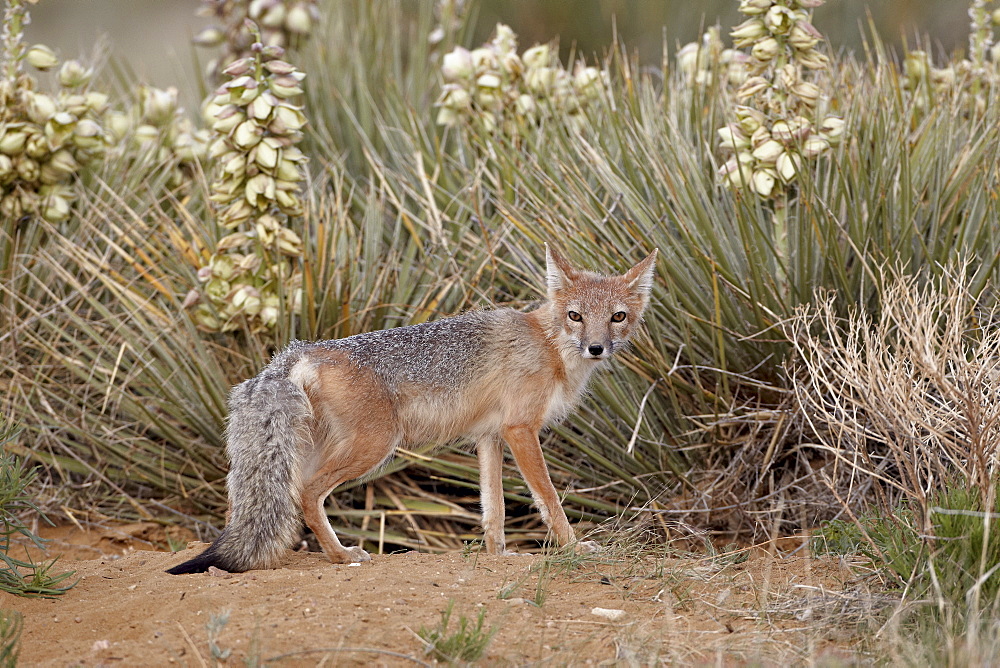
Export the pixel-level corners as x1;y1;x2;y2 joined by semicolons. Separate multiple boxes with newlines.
587;344;604;356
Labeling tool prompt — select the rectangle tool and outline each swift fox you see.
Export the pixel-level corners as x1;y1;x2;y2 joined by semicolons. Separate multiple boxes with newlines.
167;245;657;574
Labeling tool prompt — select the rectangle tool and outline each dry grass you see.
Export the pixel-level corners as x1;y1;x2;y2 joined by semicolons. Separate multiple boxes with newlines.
788;265;1000;662
787;264;1000;520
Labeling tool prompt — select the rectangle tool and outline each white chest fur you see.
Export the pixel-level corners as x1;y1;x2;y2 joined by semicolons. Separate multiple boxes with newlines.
544;358;600;424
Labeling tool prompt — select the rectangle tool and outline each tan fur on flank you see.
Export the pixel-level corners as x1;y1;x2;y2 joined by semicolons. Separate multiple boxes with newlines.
167;245;657;573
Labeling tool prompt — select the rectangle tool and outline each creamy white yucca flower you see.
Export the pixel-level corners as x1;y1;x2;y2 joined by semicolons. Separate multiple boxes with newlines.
902;1;1000;115
189;25;307;334
194;0;320;82
0;0;119;223
435;23;609;135
713;0;844;202
676;26;749;87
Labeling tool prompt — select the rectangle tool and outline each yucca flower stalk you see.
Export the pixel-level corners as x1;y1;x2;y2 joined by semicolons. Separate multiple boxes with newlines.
194;0;320;82
0;0;109;227
102;85;210;190
716;0;843;286
1;0;28;81
436;23;608;135
965;0;999;110
187;21;308;333
676;25;749;89
428;0;468;52
970;0;998;74
904;1;1000;115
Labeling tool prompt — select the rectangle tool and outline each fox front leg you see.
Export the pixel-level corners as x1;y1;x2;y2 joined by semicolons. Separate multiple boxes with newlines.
501;424;599;554
477;436;509;554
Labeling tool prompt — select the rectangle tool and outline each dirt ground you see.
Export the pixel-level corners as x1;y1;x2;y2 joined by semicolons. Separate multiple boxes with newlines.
3;523;878;666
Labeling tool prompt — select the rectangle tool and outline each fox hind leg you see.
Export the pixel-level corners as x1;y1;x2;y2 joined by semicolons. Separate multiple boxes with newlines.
299;357;401;564
301;471;369;564
300;430;400;564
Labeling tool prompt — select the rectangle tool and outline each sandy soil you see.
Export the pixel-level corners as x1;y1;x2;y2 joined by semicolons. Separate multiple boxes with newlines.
3;524;875;666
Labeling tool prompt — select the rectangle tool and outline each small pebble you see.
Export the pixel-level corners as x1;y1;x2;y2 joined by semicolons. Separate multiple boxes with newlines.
591;607;626;621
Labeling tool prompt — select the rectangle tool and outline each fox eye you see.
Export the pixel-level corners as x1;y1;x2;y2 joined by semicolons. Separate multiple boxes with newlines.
567;310;582;322
611;311;627;323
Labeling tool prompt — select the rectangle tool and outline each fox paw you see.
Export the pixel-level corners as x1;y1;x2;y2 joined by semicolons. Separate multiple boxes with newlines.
574;540;601;555
344;546;371;563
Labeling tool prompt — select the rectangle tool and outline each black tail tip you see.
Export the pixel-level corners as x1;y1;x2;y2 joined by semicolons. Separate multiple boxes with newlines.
166;547;222;575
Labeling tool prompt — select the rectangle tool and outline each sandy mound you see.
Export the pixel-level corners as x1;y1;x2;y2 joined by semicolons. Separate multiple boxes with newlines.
4;526;869;665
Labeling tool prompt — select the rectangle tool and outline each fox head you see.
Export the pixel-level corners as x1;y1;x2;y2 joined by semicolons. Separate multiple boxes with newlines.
544;245;657;362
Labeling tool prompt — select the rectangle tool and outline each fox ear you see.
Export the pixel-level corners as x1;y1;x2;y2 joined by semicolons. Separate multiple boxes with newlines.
545;244;579;295
623;249;658;296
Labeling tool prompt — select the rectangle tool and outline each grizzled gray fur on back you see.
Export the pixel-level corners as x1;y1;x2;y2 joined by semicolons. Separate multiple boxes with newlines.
319;309;520;387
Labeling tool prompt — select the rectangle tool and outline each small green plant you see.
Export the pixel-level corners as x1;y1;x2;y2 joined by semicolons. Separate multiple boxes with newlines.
495;559;549;605
814;488;1000;663
813;511;928;597
166;532;188;553
496;576;521;601
495;541;599;605
418;600;497;663
0;610;22;668
243;615;263;668
705;540;749;567
811;518;867;557
531;558;551;607
909;487;1000;606
206;608;233;664
460;538;483;560
0;421;75;598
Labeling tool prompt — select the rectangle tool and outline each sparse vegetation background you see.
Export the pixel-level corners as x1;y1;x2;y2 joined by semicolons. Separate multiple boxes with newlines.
3;0;1000;661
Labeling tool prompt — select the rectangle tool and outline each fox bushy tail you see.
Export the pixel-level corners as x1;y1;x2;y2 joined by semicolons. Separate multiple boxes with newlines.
167;372;309;574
